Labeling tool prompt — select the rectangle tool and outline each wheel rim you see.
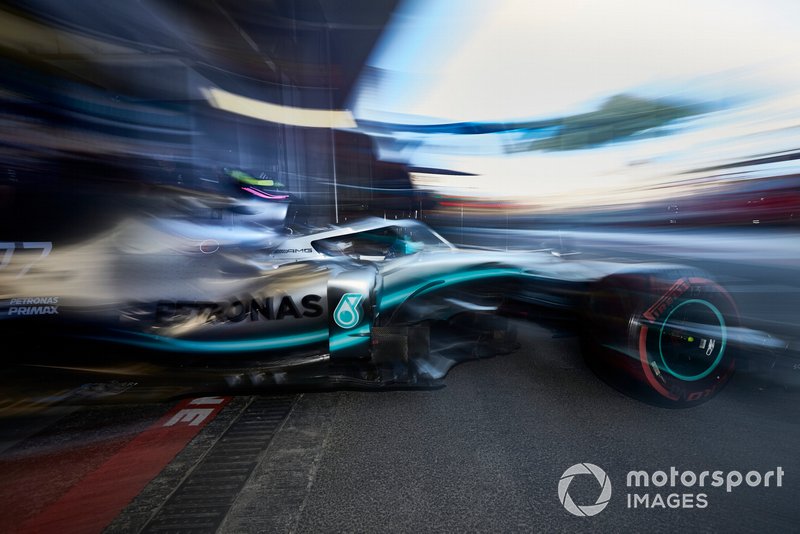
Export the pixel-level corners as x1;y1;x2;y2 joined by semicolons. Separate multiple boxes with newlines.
658;299;727;382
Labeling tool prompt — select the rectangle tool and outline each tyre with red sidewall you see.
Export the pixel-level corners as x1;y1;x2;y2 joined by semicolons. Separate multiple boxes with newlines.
583;269;738;407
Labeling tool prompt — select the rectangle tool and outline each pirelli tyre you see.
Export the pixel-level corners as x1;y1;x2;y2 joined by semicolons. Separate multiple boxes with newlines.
582;269;739;407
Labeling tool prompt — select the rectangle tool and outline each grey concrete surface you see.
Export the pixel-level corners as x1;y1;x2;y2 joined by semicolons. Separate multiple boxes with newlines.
250;322;800;533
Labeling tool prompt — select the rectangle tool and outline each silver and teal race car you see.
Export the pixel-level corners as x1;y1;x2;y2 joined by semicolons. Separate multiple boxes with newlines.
1;215;752;406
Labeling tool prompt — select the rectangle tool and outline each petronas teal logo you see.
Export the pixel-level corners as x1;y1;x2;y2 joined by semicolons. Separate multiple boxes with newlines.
334;293;363;329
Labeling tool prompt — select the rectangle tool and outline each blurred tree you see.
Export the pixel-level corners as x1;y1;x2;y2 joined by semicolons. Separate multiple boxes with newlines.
521;94;702;151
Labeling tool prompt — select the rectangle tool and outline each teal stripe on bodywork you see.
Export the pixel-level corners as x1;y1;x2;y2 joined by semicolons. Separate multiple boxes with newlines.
379;267;534;312
98;328;329;353
329;324;371;351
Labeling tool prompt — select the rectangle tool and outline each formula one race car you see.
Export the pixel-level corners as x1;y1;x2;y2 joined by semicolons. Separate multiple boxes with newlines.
1;215;746;406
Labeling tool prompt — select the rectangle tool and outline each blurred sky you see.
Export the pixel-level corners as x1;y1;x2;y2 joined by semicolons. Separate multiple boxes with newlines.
346;0;800;208
353;0;800;123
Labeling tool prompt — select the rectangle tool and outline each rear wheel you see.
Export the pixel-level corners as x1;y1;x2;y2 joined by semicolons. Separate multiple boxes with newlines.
583;269;738;407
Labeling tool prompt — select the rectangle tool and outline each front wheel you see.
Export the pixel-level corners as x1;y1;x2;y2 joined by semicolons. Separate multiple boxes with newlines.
583;269;739;407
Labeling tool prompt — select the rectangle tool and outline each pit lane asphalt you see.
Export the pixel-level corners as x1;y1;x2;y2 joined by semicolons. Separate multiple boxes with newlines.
262;322;800;533
5;319;798;533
